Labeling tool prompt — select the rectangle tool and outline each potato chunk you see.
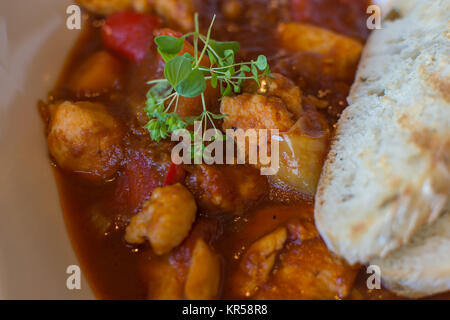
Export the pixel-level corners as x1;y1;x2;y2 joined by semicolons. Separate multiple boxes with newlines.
278;22;363;78
125;183;197;255
151;0;194;32
69;51;123;94
47;101;123;180
234;227;287;297
185;239;221;300
76;0;150;15
275;111;330;196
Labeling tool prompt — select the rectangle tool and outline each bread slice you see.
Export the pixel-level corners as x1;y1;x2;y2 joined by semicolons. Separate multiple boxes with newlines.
371;208;450;298
315;0;450;265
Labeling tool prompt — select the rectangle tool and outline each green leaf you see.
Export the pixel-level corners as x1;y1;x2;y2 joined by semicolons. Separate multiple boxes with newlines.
224;49;235;65
208;50;217;66
145;81;172;114
209;40;240;58
155;36;184;54
211;72;218;88
155;36;185;62
183;52;195;61
256;55;268;71
241;65;250;73
175;69;206;97
157;50;178;63
147;81;172;99
223;83;232;96
251;63;260;86
164;55;193;88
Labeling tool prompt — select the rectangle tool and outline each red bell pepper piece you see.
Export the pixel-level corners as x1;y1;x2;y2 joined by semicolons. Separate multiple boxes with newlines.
102;12;161;63
163;162;186;186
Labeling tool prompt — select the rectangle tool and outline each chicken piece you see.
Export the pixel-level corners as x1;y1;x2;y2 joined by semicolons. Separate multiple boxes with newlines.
76;0;150;16
275;110;330;196
47;101;123;180
287;219;319;243
185;165;268;215
220;91;295;171
69;51;123;95
255;238;359;300
221;94;294;132
125;183;197;255
184;239;221;300
243;73;303;118
277;22;363;78
151;0;194;32
234;227;287;297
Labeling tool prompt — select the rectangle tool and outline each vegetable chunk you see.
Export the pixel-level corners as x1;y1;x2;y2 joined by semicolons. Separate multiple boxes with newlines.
275;111;330;196
102;12;161;62
47;101;123;180
69;51;123;94
185;239;221;300
278;22;363;78
125;183;197;255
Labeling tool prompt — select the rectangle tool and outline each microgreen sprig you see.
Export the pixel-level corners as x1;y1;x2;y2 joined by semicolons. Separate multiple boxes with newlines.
144;13;270;152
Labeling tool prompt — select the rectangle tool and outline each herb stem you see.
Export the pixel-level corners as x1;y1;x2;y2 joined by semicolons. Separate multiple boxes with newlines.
195;14;216;69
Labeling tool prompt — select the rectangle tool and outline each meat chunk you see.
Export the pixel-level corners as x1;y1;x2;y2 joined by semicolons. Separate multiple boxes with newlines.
221;94;294;132
185;165;268;215
69;51;123;95
255;238;359;300
243;73;303;118
287;219;319;243
277;22;363;78
47;101;123;180
220;77;298;173
151;0;194;32
234;227;287;297
76;0;150;15
184;239;221;300
125;183;197;255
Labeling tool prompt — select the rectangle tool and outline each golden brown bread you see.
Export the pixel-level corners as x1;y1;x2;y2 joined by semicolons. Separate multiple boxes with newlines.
315;0;450;297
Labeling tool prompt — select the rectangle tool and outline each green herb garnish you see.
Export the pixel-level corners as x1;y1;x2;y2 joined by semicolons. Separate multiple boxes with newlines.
144;13;270;149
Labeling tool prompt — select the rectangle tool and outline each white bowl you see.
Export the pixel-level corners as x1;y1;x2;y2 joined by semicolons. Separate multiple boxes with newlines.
0;0;93;299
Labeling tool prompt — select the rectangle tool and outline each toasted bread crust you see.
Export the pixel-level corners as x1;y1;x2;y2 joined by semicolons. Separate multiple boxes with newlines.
315;0;450;269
